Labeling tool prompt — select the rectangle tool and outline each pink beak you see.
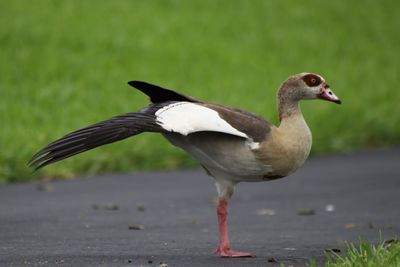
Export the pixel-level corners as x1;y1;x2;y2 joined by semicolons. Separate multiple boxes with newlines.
317;85;341;104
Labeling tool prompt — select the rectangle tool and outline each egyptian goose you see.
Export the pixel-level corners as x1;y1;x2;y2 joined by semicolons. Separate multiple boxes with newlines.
29;73;341;257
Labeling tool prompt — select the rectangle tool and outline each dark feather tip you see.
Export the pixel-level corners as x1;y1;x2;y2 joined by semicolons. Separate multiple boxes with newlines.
127;81;141;88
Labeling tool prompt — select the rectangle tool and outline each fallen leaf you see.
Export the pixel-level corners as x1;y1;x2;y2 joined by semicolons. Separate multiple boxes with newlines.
137;204;145;212
344;223;358;229
36;182;54;192
297;208;315;216
324;248;341;253
284;247;296;251
103;203;119;210
267;256;278;263
209;196;219;205
256;209;275;216
384;239;399;247
128;224;144;230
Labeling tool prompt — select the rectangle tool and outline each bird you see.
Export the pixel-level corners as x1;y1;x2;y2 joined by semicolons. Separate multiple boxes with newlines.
29;73;341;257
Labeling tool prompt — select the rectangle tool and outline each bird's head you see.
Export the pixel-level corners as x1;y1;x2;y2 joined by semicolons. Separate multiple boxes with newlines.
279;73;341;104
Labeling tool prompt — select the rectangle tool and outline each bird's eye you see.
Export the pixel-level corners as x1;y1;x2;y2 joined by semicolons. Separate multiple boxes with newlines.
303;74;322;87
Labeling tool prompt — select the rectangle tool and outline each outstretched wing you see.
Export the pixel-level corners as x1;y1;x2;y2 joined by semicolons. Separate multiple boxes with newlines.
29;112;165;171
30;80;272;171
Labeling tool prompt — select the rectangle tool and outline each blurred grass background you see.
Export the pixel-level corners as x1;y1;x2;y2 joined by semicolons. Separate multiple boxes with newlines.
1;0;399;183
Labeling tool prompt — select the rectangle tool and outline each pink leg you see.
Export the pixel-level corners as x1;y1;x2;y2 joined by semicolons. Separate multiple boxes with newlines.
214;199;254;257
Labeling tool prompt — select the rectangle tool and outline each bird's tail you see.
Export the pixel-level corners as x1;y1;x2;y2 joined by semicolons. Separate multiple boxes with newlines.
28;111;165;171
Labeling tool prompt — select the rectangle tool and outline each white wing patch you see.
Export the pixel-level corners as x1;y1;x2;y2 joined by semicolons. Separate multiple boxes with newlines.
155;102;248;138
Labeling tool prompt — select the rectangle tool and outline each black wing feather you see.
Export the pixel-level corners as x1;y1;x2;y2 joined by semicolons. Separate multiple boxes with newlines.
128;81;199;103
29;112;165;171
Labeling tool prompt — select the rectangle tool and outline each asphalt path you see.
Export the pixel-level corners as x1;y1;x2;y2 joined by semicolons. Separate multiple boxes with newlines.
1;148;399;267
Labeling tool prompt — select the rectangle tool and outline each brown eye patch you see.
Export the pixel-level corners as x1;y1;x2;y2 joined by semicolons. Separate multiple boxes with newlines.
303;74;322;87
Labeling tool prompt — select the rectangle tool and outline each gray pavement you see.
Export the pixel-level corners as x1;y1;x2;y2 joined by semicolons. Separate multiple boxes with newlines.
1;148;399;267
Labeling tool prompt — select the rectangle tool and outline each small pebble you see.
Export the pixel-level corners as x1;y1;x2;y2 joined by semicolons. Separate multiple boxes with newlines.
148;260;153;264
159;262;168;267
325;204;335;212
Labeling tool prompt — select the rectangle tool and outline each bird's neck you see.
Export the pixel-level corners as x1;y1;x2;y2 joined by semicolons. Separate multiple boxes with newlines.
278;98;302;123
277;98;310;138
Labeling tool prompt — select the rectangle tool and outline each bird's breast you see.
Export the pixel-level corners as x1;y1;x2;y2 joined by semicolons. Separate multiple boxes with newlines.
255;117;312;177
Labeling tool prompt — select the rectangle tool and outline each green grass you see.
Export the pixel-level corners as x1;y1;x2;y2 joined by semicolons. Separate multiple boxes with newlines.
1;0;399;183
306;239;400;267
